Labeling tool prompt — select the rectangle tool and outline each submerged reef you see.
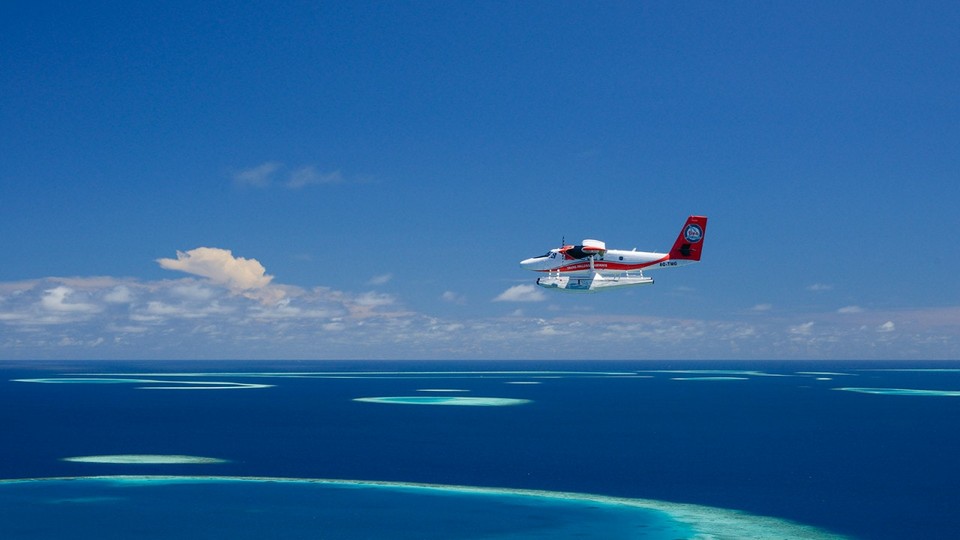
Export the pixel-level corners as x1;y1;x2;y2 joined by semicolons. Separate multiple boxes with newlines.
0;475;849;540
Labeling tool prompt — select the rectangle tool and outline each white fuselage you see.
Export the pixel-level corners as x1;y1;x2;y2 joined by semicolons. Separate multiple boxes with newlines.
520;248;693;277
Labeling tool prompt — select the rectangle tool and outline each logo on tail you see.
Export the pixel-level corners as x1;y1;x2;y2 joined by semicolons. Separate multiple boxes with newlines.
683;224;703;244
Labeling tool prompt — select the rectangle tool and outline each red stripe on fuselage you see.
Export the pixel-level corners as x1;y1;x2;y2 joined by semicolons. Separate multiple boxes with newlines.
534;256;668;273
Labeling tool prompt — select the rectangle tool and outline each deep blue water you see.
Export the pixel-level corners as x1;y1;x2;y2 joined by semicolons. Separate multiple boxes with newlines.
2;360;959;539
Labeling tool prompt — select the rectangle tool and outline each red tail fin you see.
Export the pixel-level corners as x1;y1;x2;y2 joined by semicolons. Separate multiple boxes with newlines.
669;216;708;261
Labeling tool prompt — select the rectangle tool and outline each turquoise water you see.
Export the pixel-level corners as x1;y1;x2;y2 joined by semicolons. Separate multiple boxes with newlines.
0;477;690;539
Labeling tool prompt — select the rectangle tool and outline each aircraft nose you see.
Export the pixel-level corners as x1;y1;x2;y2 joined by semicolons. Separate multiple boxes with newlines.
520;257;543;270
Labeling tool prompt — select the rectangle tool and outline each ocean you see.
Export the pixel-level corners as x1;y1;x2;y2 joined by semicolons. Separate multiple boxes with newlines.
1;360;958;539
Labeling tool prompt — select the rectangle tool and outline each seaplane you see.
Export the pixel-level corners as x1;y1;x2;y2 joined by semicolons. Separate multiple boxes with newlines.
520;215;708;292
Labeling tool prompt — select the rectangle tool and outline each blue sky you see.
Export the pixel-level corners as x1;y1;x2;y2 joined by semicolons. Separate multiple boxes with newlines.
2;1;958;360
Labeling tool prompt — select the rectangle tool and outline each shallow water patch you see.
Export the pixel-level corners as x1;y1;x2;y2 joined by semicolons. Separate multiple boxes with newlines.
63;455;227;465
354;396;531;406
835;387;960;397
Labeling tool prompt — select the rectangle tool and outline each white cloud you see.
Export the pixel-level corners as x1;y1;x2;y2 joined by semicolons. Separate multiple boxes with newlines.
838;305;864;314
323;321;346;332
727;325;758;339
170;282;217;301
790;321;815;335
335;291;406;320
537;325;564;336
157;248;275;300
56;336;105;348
104;286;133;304
248;297;337;320
140;300;230;319
1;291;958;359
233;162;282;187
234;162;349;190
368;273;393;286
107;324;148;334
751;303;773;312
493;284;546;302
0;312;27;322
441;291;466;304
287;166;343;189
354;291;395;308
807;283;833;292
40;286;100;314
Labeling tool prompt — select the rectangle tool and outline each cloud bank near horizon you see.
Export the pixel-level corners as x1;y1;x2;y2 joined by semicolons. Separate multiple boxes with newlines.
0;249;958;360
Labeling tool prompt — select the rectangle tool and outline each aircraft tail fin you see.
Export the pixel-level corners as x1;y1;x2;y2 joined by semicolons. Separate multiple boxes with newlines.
669;216;708;262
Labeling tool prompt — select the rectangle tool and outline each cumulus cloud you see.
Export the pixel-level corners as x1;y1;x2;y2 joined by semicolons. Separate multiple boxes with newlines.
877;321;896;333
752;303;773;312
157;248;274;299
807;283;833;292
838;305;864;314
494;284;546;303
41;286;100;314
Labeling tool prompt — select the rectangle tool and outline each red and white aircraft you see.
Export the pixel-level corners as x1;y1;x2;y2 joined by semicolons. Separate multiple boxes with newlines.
520;215;708;292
